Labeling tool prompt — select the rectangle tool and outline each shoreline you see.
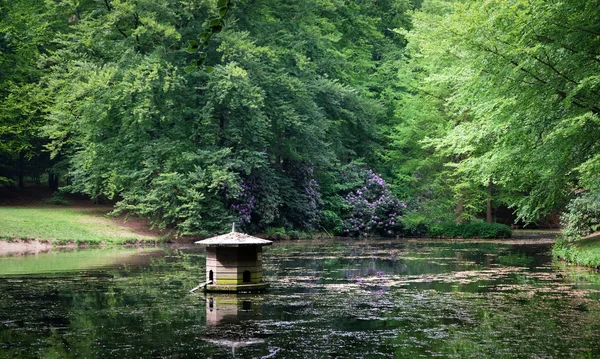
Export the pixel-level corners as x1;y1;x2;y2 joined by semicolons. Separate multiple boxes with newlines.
0;234;559;257
552;236;600;269
0;237;180;257
0;239;54;256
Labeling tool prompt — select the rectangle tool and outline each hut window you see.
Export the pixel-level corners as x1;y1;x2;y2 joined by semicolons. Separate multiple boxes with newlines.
243;270;251;283
209;270;214;282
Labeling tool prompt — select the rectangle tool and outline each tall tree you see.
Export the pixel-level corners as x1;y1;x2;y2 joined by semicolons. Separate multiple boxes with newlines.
394;0;600;222
41;0;412;234
0;0;63;187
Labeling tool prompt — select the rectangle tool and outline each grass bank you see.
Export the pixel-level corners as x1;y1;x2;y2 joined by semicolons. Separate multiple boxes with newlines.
0;206;165;245
553;236;600;268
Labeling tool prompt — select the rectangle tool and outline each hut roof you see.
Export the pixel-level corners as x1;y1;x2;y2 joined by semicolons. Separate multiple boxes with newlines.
195;225;272;247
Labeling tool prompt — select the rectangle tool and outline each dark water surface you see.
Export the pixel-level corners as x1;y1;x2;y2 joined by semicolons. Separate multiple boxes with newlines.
1;239;599;358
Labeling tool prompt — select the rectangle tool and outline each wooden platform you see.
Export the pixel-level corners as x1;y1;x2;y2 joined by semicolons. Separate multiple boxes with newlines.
205;282;270;293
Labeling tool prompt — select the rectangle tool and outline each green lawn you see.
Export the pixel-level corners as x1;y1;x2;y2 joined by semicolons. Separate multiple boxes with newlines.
0;207;159;244
553;236;600;268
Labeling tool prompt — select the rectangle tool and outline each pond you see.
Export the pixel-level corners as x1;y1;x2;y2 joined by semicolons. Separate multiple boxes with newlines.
1;239;599;358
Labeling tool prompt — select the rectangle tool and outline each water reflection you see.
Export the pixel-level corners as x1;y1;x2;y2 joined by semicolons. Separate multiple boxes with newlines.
206;295;262;325
0;247;165;275
203;294;266;357
0;240;599;358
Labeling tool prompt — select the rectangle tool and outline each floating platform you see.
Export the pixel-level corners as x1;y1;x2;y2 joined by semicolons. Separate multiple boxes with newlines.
205;282;270;293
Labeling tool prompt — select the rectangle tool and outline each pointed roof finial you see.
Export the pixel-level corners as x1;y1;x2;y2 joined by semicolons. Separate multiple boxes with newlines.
232;222;236;233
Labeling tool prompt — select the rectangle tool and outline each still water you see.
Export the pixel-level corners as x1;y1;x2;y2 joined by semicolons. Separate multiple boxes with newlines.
1;239;599;358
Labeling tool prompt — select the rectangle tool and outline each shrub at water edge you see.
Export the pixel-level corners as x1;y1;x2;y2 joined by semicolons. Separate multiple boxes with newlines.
428;222;512;239
560;193;600;242
339;166;406;237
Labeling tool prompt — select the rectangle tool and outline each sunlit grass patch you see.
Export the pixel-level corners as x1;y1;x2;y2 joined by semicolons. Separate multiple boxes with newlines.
0;207;159;244
553;236;600;268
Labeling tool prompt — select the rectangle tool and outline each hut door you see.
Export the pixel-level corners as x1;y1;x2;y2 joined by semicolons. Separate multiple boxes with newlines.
243;270;251;283
209;270;214;283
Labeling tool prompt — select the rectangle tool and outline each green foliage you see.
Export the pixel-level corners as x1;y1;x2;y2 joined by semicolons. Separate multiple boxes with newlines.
399;211;429;237
0;0;66;186
265;226;312;240
265;226;286;238
40;0;235;235
35;0;408;235
187;0;237;72
399;0;600;223
553;236;600;268
113;151;238;236
428;222;512;239
320;210;343;234
560;193;600;242
42;192;71;206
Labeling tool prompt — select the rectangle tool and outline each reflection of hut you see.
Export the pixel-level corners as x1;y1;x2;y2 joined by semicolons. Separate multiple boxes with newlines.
195;225;272;292
205;295;260;326
203;294;265;356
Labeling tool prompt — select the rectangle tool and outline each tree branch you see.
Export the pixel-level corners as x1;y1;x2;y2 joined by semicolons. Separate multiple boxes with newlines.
469;43;600;116
116;26;128;39
533;54;577;85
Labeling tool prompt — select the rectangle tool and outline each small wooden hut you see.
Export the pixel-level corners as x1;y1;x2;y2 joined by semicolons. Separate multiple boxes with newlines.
194;225;272;292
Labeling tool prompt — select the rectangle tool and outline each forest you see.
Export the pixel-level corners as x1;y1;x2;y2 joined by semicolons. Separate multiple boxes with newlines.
1;0;599;241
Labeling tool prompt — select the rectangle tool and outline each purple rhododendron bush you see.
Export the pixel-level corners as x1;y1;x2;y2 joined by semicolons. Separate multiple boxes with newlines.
340;167;406;237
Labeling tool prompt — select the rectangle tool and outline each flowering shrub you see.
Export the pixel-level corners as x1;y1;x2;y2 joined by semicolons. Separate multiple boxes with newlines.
299;169;322;230
230;180;256;225
228;165;322;232
341;168;405;237
281;165;322;231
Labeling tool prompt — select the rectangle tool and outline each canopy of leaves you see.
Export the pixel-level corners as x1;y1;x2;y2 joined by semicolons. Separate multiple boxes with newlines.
7;0;597;235
33;0;412;234
392;0;600;223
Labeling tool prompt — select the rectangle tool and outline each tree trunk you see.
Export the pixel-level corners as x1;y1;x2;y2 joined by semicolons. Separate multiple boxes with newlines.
49;173;59;192
486;179;493;223
455;198;464;224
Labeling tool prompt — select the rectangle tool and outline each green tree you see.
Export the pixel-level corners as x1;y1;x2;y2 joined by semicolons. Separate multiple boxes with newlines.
43;0;239;234
394;0;600;223
0;0;66;188
40;0;412;234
